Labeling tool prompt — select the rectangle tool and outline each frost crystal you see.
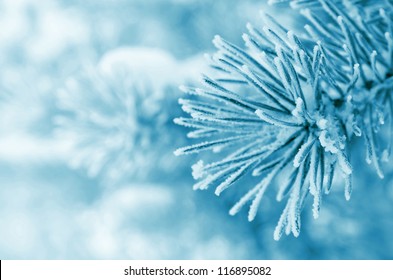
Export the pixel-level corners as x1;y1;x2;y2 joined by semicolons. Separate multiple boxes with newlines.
175;1;393;239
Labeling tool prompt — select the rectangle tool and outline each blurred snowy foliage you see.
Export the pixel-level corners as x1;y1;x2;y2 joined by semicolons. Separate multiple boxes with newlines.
55;48;203;183
0;0;392;260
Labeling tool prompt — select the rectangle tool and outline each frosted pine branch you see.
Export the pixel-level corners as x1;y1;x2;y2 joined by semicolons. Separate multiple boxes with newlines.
175;1;392;239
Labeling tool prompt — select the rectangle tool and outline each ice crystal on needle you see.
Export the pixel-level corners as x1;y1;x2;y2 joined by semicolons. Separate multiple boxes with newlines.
280;0;393;178
175;1;393;240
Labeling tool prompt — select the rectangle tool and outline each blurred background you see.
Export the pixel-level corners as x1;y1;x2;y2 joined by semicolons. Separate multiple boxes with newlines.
0;0;392;259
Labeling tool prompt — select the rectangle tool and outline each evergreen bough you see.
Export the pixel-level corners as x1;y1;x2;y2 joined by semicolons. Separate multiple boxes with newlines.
175;0;393;240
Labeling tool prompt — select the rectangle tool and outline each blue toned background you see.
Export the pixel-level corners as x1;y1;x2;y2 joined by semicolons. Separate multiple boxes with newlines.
0;0;392;259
